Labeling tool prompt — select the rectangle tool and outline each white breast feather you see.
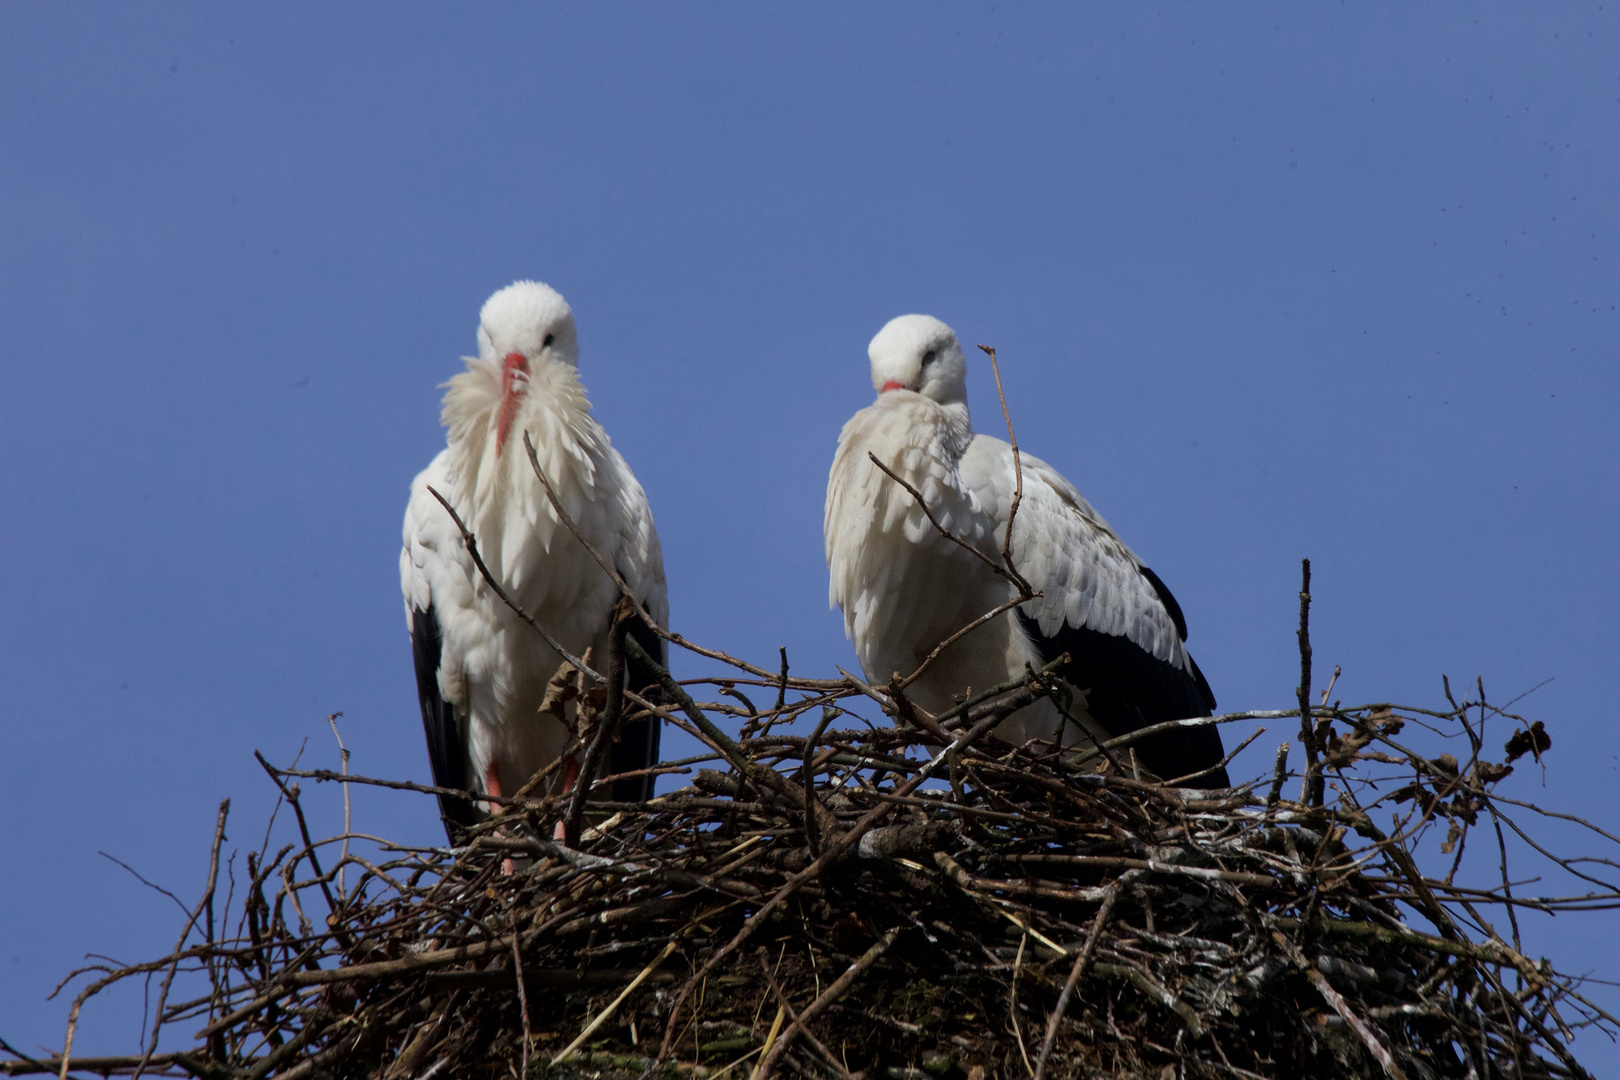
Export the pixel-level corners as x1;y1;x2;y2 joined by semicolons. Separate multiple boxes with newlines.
826;394;1012;685
402;353;666;797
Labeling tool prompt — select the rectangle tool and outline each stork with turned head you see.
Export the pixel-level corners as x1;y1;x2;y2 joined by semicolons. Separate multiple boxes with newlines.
825;314;1227;787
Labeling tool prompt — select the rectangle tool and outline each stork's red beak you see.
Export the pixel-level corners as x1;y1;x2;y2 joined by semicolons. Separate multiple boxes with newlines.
495;352;529;456
881;380;906;393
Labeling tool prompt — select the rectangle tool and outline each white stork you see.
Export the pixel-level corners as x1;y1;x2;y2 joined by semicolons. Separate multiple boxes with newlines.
401;280;669;840
825;314;1227;787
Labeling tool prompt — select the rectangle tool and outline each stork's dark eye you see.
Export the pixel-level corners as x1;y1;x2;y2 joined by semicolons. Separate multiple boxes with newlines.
543;333;555;349
922;349;938;366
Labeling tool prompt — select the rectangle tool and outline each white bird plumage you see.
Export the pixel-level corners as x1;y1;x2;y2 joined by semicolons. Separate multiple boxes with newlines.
401;281;668;838
825;314;1226;786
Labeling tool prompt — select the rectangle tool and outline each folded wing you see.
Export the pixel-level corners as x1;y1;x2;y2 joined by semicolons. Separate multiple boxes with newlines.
961;437;1227;786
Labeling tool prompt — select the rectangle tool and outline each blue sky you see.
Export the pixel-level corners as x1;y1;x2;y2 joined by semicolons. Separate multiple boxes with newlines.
3;3;1618;1068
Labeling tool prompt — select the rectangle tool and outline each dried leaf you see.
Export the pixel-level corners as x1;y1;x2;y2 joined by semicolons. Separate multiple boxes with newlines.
1505;721;1551;765
1368;707;1407;736
538;662;582;719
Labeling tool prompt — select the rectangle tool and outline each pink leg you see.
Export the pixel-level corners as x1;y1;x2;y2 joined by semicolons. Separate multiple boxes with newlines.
553;754;581;841
483;764;516;876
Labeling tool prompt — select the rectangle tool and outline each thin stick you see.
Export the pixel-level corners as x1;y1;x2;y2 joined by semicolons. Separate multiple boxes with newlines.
1163;725;1264;786
801;707;838;857
1297;558;1322;806
567;603;630;846
1267;742;1291;808
1273;929;1409;1080
1032;883;1120;1080
899;594;1033;691
523;431;659;631
976;343;1035;597
326;713;350;896
863;449;1041;691
754;927;901;1080
124;800;230;1080
260;764;501;808
551;940;678;1064
425;485;602;682
1067;709;1302;772
865;452;1018;589
512;929;532;1080
747;1006;786;1080
1009;933;1035;1079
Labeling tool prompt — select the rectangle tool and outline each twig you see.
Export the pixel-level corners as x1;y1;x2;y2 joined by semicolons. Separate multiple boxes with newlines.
1009;933;1035;1078
425;484;602;681
801;708;838;857
96;852;190;917
326;712;350;895
757;957;853;1080
552;940;678;1064
1298;559;1322;806
747;1006;786;1080
1266;742;1290;808
754;927;901;1080
1164;725;1264;786
865;452;1017;589
1067;709;1301;773
512;929;532;1080
623;636;839;840
898;594;1034;692
522;431;660;631
976;343;1036;598
258;764;497;808
1272;928;1408;1080
1033;883;1120;1080
567;601;631;846
126;800;229;1080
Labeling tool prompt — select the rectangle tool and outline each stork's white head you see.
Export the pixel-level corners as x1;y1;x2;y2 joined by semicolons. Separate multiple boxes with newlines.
476;281;580;455
867;314;968;405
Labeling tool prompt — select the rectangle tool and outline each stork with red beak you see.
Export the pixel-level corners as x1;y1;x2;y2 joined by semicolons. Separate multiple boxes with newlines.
401;281;668;840
825;314;1228;787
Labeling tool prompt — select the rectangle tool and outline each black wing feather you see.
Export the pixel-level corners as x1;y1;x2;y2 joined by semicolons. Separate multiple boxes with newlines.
1138;565;1189;642
611;615;666;802
1017;568;1227;787
410;604;480;841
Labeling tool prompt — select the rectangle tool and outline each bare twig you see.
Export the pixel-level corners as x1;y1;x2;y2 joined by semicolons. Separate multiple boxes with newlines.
754;927;901;1080
551;940;678;1064
425;484;602;682
512;929;532;1080
126;801;229;1080
976;343;1035;599
567;602;631;846
865;451;1019;590
326;712;350;895
523;431;659;632
1033;883;1121;1080
1298;558;1323;806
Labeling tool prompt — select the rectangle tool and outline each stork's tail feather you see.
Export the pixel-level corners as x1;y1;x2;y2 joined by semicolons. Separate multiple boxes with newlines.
612;614;668;802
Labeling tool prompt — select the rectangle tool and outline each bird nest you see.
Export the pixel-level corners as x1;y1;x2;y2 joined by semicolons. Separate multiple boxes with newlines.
6;610;1616;1080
